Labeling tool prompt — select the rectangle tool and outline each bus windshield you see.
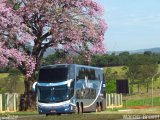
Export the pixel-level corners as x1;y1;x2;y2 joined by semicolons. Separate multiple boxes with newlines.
38;67;68;83
38;85;69;103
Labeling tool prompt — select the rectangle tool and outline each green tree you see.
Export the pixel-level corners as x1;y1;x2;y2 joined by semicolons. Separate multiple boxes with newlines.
91;54;108;67
127;54;158;94
119;51;130;66
104;68;118;93
138;55;158;92
44;50;68;65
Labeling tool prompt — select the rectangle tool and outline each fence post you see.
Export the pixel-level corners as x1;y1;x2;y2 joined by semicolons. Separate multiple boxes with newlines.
13;93;16;111
16;94;19;111
117;94;120;106
6;93;9;111
120;94;123;106
0;94;2;112
108;94;110;107
114;93;117;106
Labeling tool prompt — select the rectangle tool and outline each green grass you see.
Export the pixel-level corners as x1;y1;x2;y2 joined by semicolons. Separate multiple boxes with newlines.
0;111;38;116
0;73;24;93
42;114;123;120
124;97;160;107
104;66;127;79
0;73;9;79
0;113;123;120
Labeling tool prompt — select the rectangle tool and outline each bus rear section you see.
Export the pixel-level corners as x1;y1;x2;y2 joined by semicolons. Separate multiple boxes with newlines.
74;65;106;113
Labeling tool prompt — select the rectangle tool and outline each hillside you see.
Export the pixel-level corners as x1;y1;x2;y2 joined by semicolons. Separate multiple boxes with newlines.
130;47;160;54
109;47;160;55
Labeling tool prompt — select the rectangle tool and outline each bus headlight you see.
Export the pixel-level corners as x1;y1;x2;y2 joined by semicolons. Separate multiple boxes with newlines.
63;103;69;107
38;104;43;108
65;108;69;111
64;103;70;111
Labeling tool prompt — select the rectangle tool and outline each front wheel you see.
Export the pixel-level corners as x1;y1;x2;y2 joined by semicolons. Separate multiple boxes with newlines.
76;102;80;114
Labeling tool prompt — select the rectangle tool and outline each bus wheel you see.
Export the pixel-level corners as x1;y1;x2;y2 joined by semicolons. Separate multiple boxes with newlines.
80;102;83;113
98;102;102;112
76;102;80;114
96;102;99;112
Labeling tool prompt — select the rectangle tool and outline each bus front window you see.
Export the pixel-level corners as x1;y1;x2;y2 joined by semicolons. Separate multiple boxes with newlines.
38;85;69;103
38;67;68;83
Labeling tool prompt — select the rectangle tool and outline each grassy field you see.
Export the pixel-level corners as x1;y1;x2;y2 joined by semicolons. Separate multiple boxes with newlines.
105;65;160;94
1;110;160;120
123;96;160;107
104;66;127;79
0;114;123;120
0;73;8;79
0;73;24;93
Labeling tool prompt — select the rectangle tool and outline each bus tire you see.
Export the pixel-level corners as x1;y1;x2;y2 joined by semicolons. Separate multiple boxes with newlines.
96;102;99;112
98;102;102;112
76;102;80;114
80;102;83;113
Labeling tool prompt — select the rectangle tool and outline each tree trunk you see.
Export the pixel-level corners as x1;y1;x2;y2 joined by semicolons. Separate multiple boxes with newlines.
146;82;149;93
130;83;133;95
137;83;140;93
19;77;36;111
19;47;44;111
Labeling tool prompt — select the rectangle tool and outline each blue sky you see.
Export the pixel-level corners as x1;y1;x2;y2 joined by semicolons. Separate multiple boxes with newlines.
97;0;160;51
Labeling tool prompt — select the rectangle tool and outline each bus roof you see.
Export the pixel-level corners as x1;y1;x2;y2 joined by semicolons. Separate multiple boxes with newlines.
41;64;103;70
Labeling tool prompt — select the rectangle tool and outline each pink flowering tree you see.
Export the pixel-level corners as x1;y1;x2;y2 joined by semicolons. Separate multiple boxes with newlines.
0;0;107;110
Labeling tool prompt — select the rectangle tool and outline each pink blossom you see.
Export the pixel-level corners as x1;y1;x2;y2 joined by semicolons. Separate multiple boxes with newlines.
0;0;107;78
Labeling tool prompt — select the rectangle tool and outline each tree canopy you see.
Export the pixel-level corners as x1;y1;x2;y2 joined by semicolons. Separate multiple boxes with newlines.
0;0;107;110
0;0;107;78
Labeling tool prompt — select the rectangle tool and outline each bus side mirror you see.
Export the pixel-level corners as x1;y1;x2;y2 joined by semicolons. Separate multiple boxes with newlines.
32;82;37;93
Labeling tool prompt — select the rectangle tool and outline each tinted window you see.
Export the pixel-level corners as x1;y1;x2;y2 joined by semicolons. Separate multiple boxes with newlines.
38;67;68;83
76;68;97;80
38;85;69;103
75;67;100;100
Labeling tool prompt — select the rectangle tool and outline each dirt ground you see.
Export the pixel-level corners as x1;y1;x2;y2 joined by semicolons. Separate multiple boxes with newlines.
127;106;155;109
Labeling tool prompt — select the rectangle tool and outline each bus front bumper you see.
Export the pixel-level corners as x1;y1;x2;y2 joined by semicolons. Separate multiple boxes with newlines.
38;104;74;114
